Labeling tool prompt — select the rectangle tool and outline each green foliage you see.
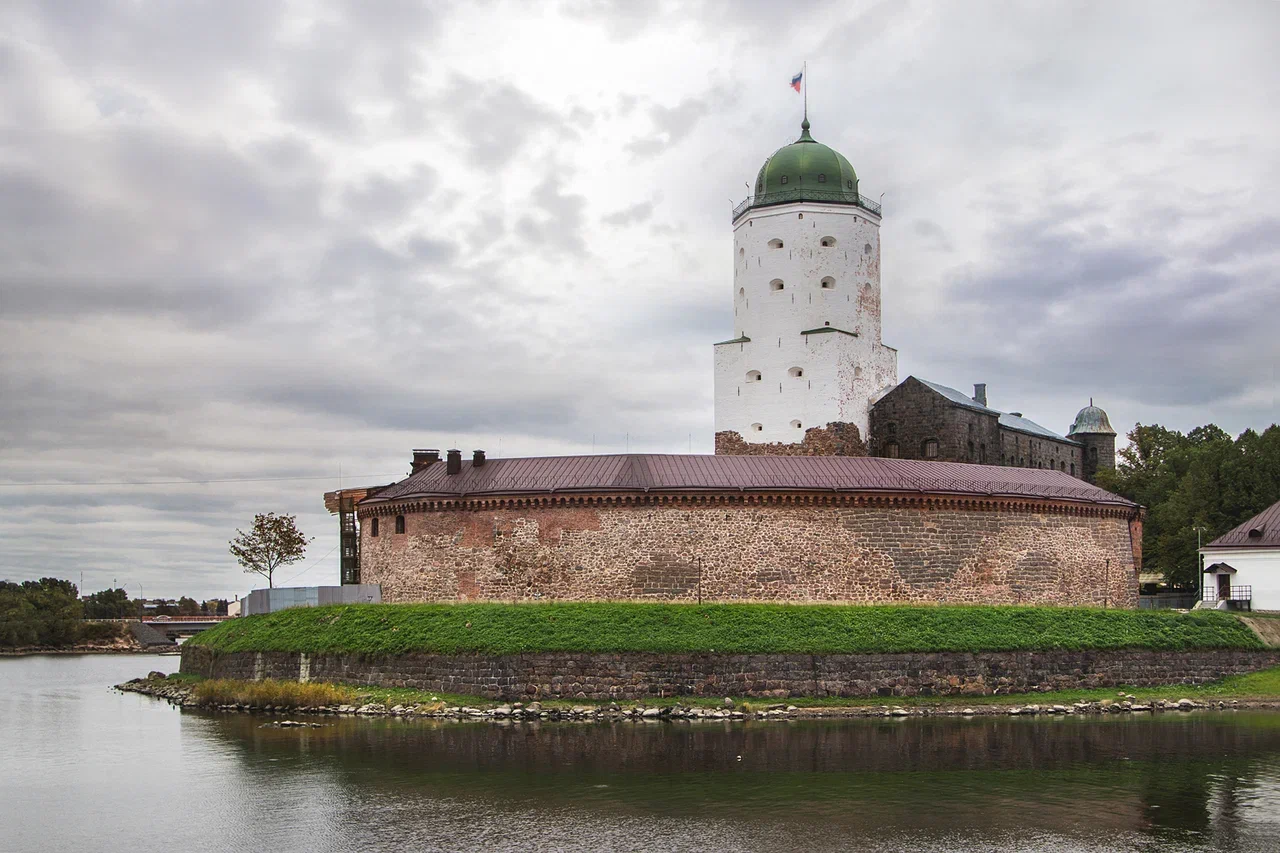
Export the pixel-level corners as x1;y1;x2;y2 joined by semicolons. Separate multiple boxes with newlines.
187;602;1261;656
176;596;201;616
229;512;312;588
78;621;124;642
0;578;83;647
83;587;133;619
1100;423;1280;585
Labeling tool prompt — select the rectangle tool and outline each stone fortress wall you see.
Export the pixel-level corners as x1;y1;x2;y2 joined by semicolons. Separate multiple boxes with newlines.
360;495;1140;608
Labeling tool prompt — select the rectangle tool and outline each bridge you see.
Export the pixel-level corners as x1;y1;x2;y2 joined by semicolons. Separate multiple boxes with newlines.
87;616;233;640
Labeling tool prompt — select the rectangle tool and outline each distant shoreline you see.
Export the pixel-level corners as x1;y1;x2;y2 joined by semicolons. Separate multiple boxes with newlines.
1;646;179;657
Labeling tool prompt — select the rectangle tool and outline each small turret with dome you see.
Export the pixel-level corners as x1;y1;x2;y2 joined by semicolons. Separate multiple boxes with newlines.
1068;399;1117;482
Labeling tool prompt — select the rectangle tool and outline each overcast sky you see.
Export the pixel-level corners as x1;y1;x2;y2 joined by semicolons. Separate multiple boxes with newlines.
2;0;1277;599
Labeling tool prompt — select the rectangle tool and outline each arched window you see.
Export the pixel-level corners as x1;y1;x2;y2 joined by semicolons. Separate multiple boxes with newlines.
787;366;803;378
854;366;862;379
767;238;784;249
738;287;745;298
864;243;873;255
790;420;803;429
1060;461;1066;471
885;441;899;458
846;179;854;190
370;517;379;537
887;422;897;435
817;174;826;183
751;423;763;432
1090;446;1099;461
738;247;744;257
922;440;939;458
820;237;836;247
967;440;975;460
780;175;789;185
820;276;835;289
1070;463;1076;476
394;515;405;534
980;443;987;463
770;279;785;291
746;370;762;382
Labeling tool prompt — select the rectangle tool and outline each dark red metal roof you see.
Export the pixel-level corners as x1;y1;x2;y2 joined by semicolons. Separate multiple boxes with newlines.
361;454;1137;507
1207;499;1280;549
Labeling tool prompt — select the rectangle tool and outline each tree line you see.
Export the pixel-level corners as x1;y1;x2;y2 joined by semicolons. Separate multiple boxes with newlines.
0;579;230;648
1095;423;1280;588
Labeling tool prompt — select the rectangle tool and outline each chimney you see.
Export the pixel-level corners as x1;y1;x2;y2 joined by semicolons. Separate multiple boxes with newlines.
446;449;462;475
411;448;440;473
973;383;987;407
472;449;486;468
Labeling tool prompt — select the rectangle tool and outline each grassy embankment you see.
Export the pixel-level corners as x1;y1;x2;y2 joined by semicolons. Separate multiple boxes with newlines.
177;602;1276;710
187;602;1261;656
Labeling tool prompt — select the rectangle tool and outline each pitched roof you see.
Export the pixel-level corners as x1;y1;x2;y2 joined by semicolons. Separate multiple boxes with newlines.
361;453;1136;508
1206;499;1280;549
912;378;1074;442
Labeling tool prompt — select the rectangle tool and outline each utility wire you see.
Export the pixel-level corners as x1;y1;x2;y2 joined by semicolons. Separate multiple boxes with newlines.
0;473;399;488
276;543;340;586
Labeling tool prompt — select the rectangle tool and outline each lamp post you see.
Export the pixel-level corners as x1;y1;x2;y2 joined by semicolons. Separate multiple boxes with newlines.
1192;525;1208;602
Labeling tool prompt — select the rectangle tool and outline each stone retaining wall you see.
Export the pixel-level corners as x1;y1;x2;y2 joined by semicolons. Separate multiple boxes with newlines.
181;646;1280;701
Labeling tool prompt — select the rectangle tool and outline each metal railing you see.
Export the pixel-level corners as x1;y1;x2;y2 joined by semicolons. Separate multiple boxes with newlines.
1138;593;1198;610
1202;585;1252;611
732;188;882;221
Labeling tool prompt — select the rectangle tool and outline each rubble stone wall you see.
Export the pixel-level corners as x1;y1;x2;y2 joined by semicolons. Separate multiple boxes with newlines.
359;497;1140;607
180;645;1280;701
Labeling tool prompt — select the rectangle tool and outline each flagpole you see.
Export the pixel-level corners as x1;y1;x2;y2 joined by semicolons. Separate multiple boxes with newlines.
803;60;808;122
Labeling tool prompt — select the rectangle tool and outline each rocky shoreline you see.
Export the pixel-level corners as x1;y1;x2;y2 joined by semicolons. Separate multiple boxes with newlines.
115;675;1279;722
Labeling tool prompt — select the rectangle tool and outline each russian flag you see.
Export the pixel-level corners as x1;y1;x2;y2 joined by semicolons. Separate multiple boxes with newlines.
791;71;803;92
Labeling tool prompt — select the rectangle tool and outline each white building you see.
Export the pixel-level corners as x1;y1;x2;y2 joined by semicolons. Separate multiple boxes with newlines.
1200;499;1280;611
714;117;897;447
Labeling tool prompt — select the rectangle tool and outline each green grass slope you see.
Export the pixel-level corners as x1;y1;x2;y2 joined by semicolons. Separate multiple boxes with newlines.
187;603;1263;656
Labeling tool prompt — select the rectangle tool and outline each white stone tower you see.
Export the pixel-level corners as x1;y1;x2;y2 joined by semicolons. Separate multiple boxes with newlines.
713;118;897;448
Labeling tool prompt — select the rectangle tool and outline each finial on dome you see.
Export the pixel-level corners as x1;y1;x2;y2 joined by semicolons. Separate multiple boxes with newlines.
798;117;813;142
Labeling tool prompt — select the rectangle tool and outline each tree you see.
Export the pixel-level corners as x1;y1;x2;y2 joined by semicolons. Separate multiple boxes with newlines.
229;512;312;589
83;587;132;619
176;596;200;616
1101;423;1280;587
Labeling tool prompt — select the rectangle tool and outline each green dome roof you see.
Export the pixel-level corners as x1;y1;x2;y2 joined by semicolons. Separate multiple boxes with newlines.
754;119;859;198
732;119;877;222
1067;402;1116;437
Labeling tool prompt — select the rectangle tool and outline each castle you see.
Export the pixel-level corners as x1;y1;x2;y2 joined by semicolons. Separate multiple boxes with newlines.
712;118;1116;482
324;112;1141;607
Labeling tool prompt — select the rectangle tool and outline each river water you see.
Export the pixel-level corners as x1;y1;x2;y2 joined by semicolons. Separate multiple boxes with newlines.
3;655;1280;852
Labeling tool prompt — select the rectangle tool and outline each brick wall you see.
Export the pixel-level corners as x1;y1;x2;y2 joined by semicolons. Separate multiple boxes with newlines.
715;421;866;456
360;497;1139;607
181;645;1280;701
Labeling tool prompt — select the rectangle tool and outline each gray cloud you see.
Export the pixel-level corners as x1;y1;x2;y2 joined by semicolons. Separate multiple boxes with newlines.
0;0;1276;599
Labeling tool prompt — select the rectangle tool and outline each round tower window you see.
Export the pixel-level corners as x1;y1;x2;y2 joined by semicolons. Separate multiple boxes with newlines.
770;279;784;291
820;277;835;289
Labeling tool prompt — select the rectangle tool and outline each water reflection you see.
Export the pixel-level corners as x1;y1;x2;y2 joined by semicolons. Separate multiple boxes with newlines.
4;655;1280;852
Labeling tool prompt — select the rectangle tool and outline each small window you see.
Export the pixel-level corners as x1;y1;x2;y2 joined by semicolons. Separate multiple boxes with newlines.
967;440;975;460
885;441;899;459
823;321;830;326
751;423;763;432
788;367;803;378
854;366;862;379
738;287;745;298
1090;446;1099;461
923;440;939;459
1070;463;1075;475
817;174;826;183
980;443;987;463
1060;461;1066;471
738;247;744;257
864;243;873;255
746;370;762;382
394;515;405;534
820;276;835;289
887;422;897;435
780;175;789;185
370;517;379;537
768;238;784;249
820;237;836;247
791;420;803;429
846;180;854;190
770;279;785;291
798;213;803;219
